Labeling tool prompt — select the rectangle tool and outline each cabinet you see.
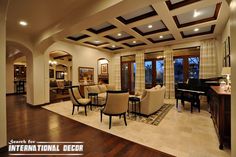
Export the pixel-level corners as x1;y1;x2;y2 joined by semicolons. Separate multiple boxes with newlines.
209;86;231;149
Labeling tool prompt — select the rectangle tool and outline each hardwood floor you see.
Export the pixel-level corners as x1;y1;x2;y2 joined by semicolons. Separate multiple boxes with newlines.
1;95;174;157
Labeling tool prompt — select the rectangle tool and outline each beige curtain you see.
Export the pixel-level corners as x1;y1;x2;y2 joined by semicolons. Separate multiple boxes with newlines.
135;52;145;92
112;54;121;89
199;39;217;79
164;49;175;98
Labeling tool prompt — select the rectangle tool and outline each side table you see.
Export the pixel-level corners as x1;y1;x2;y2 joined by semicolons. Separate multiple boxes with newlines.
88;93;98;110
128;97;141;119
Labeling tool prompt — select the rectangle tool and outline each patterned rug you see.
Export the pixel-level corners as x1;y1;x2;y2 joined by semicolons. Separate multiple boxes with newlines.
127;104;174;126
93;104;174;126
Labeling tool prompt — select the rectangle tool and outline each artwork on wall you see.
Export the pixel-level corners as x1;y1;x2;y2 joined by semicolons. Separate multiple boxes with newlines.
101;63;108;74
223;36;231;67
79;67;94;83
56;71;65;79
49;69;54;78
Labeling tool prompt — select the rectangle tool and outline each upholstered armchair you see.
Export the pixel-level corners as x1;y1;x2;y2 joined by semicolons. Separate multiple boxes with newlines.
68;86;91;116
135;86;166;116
100;91;129;129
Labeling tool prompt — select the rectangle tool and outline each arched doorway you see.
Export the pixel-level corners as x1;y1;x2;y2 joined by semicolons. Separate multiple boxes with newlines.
48;50;73;103
6;41;33;104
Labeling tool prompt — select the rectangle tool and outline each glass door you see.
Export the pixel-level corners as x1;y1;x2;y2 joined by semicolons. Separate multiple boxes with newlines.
121;61;136;94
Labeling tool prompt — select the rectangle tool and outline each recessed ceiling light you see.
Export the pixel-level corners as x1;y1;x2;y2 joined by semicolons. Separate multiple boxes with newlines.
148;25;153;28
132;41;136;44
112;45;116;48
19;20;28;26
194;28;199;32
94;40;100;43
193;10;201;18
117;33;122;37
159;35;163;39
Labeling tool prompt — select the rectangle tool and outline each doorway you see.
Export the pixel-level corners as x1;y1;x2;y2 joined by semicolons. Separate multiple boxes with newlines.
121;55;136;94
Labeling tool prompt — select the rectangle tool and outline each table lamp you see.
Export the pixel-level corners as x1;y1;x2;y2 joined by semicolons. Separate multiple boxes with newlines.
221;67;231;92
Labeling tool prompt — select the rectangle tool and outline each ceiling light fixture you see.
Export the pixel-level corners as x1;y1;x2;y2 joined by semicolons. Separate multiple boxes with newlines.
193;10;201;18
148;25;153;28
117;33;122;36
94;40;101;43
112;45;116;48
194;28;199;32
132;41;137;44
159;35;163;39
19;20;28;26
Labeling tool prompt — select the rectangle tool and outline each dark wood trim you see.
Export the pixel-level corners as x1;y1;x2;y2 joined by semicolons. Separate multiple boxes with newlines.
173;3;221;28
148;37;175;43
104;35;134;42
87;25;116;34
67;34;90;41
117;5;157;24
84;41;109;46
0;145;8;153
173;46;200;51
166;0;201;10
54;54;71;60
123;42;146;48
103;47;124;51
180;25;215;38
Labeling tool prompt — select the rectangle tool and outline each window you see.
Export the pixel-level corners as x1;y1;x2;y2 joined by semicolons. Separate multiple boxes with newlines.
174;56;199;83
145;61;152;88
156;60;164;84
145;59;164;88
174;58;184;83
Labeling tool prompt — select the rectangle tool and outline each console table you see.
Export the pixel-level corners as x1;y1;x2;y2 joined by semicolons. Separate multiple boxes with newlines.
209;86;231;149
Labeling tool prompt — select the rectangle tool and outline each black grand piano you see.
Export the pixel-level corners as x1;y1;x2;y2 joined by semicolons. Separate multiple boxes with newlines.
175;77;221;112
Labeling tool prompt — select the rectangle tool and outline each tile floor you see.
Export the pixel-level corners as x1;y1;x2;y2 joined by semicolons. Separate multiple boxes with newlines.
43;99;231;157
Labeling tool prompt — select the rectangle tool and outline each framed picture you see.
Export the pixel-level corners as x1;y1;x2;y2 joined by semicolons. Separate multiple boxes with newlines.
56;71;64;79
101;64;108;74
49;69;54;78
79;67;94;82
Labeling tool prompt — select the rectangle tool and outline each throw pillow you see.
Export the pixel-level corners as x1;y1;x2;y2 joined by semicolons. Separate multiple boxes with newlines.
106;84;116;90
88;86;100;93
98;85;107;93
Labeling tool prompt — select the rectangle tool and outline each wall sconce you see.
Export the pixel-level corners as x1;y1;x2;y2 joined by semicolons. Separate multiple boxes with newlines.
49;60;57;66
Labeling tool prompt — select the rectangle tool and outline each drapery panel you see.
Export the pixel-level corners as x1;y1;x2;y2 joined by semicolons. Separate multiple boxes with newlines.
199;39;217;79
111;54;121;90
164;50;175;98
135;52;145;92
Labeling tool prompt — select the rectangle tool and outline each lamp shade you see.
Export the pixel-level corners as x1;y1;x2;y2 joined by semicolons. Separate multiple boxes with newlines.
221;67;231;76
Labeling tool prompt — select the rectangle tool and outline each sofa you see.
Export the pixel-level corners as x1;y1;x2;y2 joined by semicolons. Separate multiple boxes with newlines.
131;85;166;116
84;84;116;106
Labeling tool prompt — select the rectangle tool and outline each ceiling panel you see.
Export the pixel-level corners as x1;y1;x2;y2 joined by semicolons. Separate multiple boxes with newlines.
104;31;134;42
170;0;185;4
103;45;124;51
87;22;116;34
123;40;146;47
181;25;215;38
148;34;175;43
117;5;157;24
67;33;90;41
84;40;108;46
133;20;168;36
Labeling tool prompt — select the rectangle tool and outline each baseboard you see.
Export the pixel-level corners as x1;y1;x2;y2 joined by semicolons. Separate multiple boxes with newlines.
0;145;8;153
27;102;51;107
6;92;26;96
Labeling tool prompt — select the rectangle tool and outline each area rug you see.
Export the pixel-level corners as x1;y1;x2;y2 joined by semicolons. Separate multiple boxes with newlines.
127;104;174;126
91;104;174;126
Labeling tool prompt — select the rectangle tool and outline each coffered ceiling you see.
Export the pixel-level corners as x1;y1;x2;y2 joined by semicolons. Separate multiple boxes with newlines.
64;0;229;52
6;0;230;53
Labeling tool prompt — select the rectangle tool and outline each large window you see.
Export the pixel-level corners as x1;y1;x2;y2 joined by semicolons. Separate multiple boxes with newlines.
156;60;164;84
145;59;164;88
174;56;199;83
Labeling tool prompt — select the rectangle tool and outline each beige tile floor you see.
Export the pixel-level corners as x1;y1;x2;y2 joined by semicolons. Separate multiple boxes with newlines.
43;99;231;157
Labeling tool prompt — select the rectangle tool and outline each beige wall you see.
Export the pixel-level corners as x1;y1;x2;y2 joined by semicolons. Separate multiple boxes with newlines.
0;0;8;149
42;41;113;104
230;0;236;156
